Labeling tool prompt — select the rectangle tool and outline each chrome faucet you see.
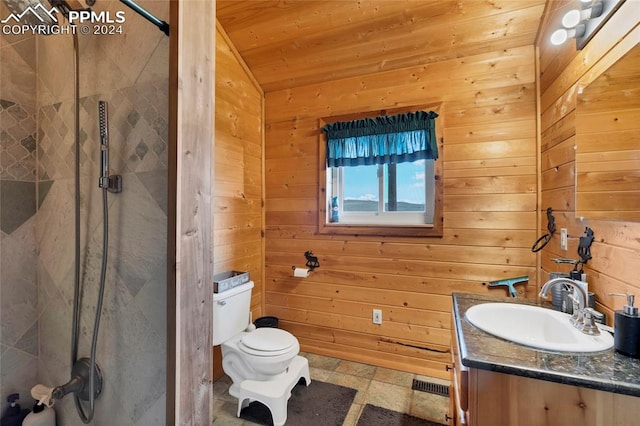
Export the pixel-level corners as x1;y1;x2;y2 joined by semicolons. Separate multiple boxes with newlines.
539;277;590;332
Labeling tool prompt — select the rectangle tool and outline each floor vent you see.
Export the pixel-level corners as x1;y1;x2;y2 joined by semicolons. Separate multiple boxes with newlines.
411;379;449;397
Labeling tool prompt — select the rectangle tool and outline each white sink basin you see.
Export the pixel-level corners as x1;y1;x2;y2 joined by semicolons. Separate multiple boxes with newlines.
465;303;613;352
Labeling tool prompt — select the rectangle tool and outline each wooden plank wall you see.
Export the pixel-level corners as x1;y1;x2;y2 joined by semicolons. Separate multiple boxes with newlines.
537;1;640;326
213;22;265;380
170;0;215;423
264;46;538;379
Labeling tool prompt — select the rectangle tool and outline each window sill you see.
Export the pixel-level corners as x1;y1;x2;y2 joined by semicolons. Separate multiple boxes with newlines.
318;222;443;237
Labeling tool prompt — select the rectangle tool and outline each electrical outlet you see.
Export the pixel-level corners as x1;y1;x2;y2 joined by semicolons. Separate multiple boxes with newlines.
560;228;568;251
372;309;382;325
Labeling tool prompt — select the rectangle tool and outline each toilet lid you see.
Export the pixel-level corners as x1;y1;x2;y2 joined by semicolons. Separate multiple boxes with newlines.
241;328;297;352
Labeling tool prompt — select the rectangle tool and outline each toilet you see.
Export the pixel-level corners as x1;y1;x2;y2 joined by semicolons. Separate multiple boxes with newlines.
213;281;310;425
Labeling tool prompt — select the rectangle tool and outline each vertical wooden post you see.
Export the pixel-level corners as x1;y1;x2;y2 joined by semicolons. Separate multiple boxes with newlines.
168;0;215;424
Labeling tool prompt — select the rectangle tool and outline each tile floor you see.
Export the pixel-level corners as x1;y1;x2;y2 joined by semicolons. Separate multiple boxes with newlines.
213;352;450;425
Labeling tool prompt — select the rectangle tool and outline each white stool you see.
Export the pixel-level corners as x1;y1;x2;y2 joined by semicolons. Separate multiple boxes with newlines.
236;355;310;426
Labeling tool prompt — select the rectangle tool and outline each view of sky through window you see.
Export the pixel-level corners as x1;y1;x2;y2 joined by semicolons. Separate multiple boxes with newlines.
342;160;426;212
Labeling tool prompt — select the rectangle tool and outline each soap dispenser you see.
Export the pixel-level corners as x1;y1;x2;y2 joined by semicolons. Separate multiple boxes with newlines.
0;393;29;426
610;293;640;358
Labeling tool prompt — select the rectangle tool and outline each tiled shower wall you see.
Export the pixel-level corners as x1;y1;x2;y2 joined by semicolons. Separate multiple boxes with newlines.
36;85;168;426
2;1;169;424
0;31;39;409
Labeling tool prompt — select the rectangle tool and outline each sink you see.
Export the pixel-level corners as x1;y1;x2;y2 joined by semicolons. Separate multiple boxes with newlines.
465;303;614;352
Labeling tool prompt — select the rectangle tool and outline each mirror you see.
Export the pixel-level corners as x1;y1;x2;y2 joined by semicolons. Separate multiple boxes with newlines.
575;43;640;221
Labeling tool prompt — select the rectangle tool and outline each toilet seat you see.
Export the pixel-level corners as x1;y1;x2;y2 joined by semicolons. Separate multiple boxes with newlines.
239;328;297;357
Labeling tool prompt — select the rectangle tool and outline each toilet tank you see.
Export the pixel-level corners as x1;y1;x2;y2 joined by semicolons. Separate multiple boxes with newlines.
213;281;254;346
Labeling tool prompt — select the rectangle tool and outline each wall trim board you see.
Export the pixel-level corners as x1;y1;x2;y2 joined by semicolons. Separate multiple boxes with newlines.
169;1;215;424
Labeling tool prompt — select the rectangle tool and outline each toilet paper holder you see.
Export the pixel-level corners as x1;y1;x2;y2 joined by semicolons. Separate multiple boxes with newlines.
291;251;320;274
304;251;320;270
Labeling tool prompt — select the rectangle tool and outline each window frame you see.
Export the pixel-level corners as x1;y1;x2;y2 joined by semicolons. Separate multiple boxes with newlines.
318;104;443;237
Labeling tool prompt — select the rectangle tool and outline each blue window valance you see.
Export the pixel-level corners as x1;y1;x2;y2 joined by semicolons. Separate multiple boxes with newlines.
322;111;439;167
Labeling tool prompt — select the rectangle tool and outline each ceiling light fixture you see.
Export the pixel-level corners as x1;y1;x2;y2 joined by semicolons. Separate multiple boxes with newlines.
550;0;625;50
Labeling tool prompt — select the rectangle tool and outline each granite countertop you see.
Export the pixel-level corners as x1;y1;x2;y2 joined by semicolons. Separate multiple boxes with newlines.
453;292;640;397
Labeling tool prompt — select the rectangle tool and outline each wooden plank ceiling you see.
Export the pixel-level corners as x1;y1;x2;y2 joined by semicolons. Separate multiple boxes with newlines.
216;0;547;92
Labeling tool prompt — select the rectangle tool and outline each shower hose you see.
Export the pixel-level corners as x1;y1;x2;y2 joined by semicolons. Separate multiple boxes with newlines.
70;31;108;424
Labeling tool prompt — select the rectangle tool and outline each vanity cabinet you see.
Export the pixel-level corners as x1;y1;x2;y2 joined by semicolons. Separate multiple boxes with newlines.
451;295;640;426
450;362;640;425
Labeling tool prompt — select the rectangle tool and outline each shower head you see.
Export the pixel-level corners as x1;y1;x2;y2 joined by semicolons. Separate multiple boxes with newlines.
98;100;109;186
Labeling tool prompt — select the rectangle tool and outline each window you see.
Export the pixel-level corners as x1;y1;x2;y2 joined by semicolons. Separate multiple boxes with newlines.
318;106;443;237
329;160;435;225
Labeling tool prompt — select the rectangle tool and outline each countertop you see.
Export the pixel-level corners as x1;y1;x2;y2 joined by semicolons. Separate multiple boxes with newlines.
453;292;640;397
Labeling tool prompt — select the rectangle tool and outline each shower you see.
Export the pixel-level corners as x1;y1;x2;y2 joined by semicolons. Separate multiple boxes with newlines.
1;0;169;423
1;0;111;423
